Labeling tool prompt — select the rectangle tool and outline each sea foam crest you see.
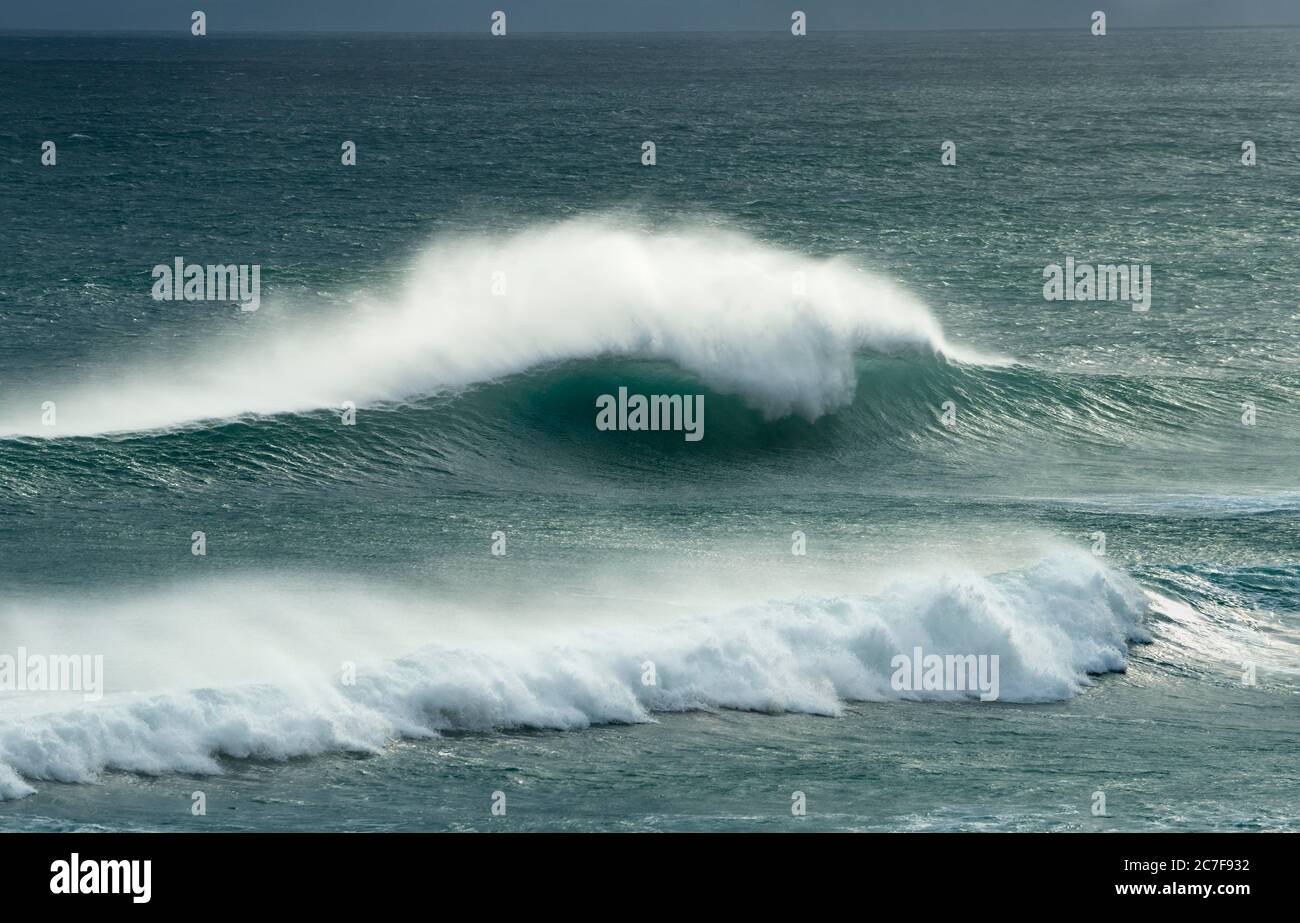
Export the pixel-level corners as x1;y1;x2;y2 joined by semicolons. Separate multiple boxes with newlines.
0;217;990;438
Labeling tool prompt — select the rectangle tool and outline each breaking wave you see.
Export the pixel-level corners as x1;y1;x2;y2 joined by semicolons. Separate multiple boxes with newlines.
0;217;998;439
0;551;1149;800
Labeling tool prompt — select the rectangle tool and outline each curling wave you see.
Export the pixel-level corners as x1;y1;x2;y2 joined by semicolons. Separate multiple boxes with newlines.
0;217;1000;439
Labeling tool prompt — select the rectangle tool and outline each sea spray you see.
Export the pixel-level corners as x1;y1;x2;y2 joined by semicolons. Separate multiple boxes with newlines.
0;217;995;439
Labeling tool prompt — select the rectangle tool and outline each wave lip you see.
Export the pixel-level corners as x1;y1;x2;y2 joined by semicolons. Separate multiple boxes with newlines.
0;217;998;439
0;552;1148;800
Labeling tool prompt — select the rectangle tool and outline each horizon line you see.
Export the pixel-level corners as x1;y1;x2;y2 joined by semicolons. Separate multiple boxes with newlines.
3;24;1300;37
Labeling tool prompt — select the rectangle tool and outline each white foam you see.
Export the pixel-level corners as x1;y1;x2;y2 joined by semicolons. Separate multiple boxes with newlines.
0;217;996;438
0;552;1148;800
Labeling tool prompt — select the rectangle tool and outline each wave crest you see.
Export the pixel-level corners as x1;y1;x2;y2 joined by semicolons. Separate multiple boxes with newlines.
0;217;993;438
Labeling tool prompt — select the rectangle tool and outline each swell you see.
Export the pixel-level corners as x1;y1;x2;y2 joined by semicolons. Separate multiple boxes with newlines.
3;355;1297;500
3;213;1296;495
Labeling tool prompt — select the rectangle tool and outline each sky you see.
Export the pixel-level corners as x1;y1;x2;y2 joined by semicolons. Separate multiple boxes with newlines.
2;0;1299;33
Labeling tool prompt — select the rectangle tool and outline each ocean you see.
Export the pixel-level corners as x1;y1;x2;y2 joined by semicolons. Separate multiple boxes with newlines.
0;28;1296;831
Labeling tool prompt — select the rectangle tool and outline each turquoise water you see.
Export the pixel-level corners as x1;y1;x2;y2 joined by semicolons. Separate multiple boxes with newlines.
0;30;1297;831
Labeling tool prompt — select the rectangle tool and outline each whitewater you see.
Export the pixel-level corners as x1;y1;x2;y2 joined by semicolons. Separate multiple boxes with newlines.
0;551;1152;801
